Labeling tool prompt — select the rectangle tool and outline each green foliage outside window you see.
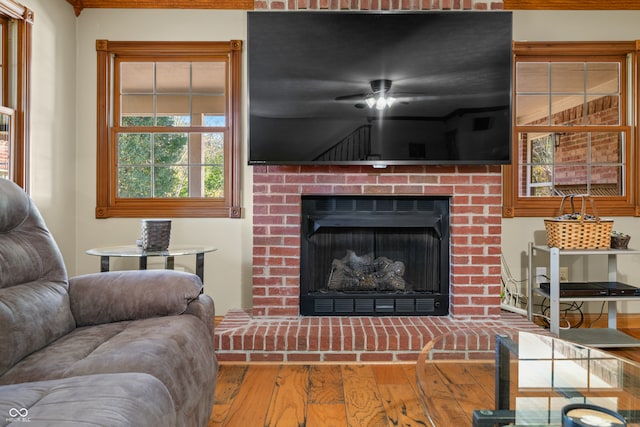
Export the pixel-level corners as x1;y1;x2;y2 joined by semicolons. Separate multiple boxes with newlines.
118;116;224;198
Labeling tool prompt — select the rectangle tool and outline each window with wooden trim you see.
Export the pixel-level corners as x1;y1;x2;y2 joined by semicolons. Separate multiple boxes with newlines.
95;40;243;218
503;42;639;217
0;0;31;189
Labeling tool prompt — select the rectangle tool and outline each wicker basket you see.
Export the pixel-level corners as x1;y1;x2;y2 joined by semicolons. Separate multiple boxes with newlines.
140;219;172;251
544;195;613;250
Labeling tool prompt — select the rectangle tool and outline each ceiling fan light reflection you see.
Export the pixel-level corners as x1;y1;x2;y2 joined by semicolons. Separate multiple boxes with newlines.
371;96;395;110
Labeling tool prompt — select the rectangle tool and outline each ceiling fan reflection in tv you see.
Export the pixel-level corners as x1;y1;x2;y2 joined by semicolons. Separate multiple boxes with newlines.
247;11;513;166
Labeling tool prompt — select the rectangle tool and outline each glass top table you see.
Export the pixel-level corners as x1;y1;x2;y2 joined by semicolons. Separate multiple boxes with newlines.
416;328;640;427
86;244;217;282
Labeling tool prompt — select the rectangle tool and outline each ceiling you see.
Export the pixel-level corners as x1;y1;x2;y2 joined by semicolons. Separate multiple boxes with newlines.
65;0;640;16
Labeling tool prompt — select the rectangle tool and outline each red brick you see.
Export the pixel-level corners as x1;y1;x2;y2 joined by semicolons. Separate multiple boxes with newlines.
288;353;322;362
394;185;425;194
332;186;365;196
441;175;470;185
323;353;358;362
270;204;300;215
217;353;248;362
249;352;285;362
360;352;394;362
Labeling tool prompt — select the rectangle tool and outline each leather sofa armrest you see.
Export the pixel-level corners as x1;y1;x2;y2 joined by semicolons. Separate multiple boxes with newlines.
69;270;203;326
184;294;216;343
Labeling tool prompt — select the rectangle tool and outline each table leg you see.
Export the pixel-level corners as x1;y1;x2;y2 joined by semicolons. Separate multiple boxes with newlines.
139;256;148;270
100;256;110;272
195;252;204;282
165;256;175;270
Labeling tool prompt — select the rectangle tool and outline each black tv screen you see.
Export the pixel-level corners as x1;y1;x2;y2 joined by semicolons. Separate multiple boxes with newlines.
248;11;512;166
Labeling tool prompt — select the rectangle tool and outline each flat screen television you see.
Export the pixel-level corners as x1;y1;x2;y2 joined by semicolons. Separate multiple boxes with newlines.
247;11;512;167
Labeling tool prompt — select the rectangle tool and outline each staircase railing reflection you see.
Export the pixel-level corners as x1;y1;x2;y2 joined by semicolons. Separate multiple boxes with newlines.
313;125;371;161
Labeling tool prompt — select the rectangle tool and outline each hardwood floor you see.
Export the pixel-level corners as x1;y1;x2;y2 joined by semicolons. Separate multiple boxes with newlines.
209;328;640;427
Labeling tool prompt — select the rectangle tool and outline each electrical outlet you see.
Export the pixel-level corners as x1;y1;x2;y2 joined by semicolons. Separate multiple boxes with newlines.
559;267;569;283
535;267;547;285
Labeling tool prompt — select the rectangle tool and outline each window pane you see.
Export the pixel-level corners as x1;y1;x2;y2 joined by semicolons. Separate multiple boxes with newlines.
193;95;225;123
591;132;623;163
192;62;225;94
551;63;584;93
516;95;549;126
157;95;190;126
203;132;224;163
118;133;151;164
586;95;619;126
118;165;151;198
586;63;619;94
204;115;225;127
555;132;587;164
590;165;623;196
554;164;588;193
156;62;190;93
0;111;10;180
551;94;584;126
519;164;552;197
154;165;188;197
121;95;154;126
517;62;549;93
204;165;224;198
154;133;188;164
121;62;154;94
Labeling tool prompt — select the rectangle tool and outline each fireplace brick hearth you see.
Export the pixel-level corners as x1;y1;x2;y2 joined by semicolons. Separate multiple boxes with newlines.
215;308;542;362
252;165;503;319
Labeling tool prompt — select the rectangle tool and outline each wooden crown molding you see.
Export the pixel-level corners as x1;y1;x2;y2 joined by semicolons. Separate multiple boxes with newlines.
504;0;640;9
66;0;253;16
66;0;640;15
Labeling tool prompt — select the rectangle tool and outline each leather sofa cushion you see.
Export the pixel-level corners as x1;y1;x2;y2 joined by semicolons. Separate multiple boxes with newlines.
0;373;176;426
0;315;216;425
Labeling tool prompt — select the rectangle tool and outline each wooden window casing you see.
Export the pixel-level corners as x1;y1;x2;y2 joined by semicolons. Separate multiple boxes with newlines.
503;42;639;218
95;40;243;219
0;0;31;190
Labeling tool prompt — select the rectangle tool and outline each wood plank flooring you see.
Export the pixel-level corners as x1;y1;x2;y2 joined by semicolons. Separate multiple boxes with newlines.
209;328;640;427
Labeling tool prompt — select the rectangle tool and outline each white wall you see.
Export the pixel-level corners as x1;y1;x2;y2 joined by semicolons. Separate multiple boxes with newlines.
20;0;77;272
20;4;640;317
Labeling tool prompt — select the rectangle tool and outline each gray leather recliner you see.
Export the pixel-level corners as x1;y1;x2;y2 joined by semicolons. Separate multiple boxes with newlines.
0;179;217;426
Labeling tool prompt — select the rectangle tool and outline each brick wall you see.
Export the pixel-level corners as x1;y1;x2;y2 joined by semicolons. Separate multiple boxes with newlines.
255;0;504;10
252;165;503;319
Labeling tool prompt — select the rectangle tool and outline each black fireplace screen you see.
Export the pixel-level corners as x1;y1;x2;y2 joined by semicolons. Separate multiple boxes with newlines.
300;195;450;316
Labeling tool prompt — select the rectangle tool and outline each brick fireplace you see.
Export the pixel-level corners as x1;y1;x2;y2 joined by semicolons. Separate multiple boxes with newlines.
252;164;503;319
213;164;522;362
212;0;523;362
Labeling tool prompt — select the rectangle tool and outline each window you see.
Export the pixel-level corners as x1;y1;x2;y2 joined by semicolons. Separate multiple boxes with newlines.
0;0;31;189
503;42;638;217
96;40;242;218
